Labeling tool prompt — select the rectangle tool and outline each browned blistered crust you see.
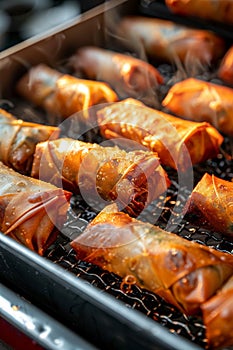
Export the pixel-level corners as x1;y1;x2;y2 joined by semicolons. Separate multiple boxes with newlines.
162;78;233;136
31;138;170;217
185;173;233;237
97;98;223;171
117;16;225;65
69;46;163;102
71;204;233;316
0;162;71;255
165;0;233;25
16;64;119;121
0;108;60;174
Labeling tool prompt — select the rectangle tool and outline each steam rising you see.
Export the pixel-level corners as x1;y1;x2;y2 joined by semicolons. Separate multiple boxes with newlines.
102;8;161;108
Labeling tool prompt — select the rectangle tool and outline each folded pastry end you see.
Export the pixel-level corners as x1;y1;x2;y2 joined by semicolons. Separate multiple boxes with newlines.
0;162;71;255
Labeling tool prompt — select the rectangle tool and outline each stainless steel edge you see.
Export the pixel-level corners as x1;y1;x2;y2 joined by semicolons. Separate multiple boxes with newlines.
0;233;203;350
0;281;98;350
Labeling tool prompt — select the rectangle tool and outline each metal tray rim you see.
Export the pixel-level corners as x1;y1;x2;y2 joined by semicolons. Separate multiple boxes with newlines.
0;232;203;350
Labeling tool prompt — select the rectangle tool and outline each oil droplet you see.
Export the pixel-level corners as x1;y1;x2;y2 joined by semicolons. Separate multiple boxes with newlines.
16;181;27;187
54;338;63;346
28;192;48;203
11;304;20;311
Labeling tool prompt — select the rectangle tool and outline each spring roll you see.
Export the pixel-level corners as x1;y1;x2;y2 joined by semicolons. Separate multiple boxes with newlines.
0;108;60;174
218;45;233;85
165;0;233;25
16;64;118;122
201;275;233;349
185;173;233;238
69;46;163;103
71;203;233;315
162;78;233;136
31;138;170;217
0;162;71;255
96;98;223;171
117;16;225;67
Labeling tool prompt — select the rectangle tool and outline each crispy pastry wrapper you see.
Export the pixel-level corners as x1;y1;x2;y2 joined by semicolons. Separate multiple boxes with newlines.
201;275;233;349
31;138;170;217
218;45;233;86
16;64;118;122
0;162;71;255
71;204;233;315
116;16;225;68
96;98;223;171
165;0;233;25
185;173;233;238
69;46;163;105
162;77;233;136
0;108;60;174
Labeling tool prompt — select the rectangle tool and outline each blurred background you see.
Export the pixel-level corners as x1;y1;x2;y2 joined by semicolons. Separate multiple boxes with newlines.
0;0;106;51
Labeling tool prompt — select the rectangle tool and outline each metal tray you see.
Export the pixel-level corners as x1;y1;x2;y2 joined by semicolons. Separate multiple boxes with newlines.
0;281;97;350
0;1;232;349
0;233;202;350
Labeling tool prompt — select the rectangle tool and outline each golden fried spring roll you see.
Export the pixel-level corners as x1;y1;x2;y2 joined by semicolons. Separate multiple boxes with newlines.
71;204;233;315
0;162;71;255
97;98;223;171
162;78;233;136
16;64;118;121
0;108;60;174
201;275;233;349
185;173;233;238
31;138;170;217
165;0;233;25
117;16;225;67
69;46;163;103
218;45;233;85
